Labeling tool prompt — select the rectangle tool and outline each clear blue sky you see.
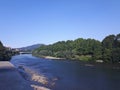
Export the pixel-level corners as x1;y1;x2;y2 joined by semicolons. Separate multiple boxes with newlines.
0;0;120;48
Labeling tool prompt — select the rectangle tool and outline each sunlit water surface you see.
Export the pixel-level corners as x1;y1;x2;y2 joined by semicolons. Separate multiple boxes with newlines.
11;54;120;90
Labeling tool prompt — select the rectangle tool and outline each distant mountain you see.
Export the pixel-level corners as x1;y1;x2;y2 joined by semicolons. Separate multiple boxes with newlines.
18;44;44;52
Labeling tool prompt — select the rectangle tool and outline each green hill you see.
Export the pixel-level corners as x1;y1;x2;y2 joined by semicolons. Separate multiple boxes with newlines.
33;33;120;63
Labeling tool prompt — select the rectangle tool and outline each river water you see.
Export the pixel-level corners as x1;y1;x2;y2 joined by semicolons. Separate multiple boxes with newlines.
10;54;120;90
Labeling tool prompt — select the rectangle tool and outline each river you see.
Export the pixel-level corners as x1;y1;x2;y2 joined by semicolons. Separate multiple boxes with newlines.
10;54;120;90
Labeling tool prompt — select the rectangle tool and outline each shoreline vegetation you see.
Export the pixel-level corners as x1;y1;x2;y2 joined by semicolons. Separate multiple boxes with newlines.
33;54;120;70
33;54;105;64
0;41;19;61
33;33;120;64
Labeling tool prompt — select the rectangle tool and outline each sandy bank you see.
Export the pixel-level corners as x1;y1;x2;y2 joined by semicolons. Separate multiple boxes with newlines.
44;56;65;60
18;64;61;90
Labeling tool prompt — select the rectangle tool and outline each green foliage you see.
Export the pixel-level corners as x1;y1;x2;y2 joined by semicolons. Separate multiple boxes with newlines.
102;33;120;63
33;33;120;63
74;55;92;61
0;41;18;61
0;41;4;50
112;48;120;63
33;38;102;61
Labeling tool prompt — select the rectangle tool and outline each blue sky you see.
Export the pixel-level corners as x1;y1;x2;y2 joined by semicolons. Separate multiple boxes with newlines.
0;0;120;48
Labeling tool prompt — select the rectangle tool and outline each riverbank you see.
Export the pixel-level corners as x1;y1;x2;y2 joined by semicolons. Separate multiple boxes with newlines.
0;61;33;90
44;56;65;60
34;55;120;71
0;61;50;90
33;54;65;60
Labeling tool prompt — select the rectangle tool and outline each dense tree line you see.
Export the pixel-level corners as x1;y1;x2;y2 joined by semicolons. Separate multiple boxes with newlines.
33;33;120;63
0;41;19;61
102;34;120;63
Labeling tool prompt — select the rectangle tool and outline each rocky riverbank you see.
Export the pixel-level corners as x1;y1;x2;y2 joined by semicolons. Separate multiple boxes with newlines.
0;61;51;90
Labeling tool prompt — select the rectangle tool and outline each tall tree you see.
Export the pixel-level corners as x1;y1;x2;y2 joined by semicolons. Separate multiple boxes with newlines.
112;34;120;63
102;34;120;63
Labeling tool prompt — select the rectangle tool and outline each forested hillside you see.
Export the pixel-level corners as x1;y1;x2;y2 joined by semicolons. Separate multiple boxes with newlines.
33;33;120;63
18;44;44;52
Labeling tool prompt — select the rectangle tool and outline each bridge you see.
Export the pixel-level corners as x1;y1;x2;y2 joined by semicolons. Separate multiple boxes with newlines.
19;52;32;54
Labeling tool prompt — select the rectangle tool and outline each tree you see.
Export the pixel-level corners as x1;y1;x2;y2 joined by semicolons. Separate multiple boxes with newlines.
112;34;120;63
102;34;120;63
33;33;120;63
